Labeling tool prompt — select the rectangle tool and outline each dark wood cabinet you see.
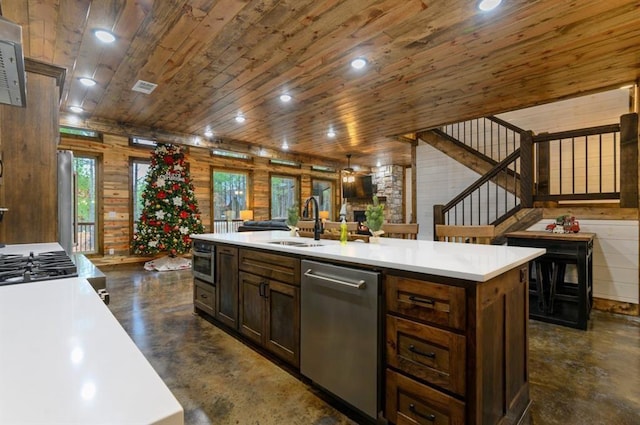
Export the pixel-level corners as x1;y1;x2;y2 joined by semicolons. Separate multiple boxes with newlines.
216;245;239;329
239;249;300;367
238;271;265;345
385;266;530;425
193;278;215;316
193;238;530;424
264;278;299;365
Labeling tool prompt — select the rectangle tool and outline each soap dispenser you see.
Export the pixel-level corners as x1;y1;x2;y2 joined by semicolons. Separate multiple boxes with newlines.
340;217;348;245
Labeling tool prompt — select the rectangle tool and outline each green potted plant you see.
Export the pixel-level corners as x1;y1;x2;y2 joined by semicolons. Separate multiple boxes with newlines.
364;195;385;242
286;205;300;236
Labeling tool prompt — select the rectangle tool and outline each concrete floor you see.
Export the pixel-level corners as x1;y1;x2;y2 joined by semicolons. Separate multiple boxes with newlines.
104;264;640;425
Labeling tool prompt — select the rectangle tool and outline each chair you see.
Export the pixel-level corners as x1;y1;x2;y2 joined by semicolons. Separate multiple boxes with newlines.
323;221;358;234
435;224;495;245
296;220;317;232
381;223;419;239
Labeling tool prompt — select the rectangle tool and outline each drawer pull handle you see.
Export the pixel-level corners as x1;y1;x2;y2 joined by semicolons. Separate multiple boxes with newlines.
409;345;436;359
409;404;436;422
200;294;208;299
408;295;435;305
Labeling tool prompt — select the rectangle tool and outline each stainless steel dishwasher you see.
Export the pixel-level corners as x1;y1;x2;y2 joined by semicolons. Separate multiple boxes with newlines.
300;259;381;420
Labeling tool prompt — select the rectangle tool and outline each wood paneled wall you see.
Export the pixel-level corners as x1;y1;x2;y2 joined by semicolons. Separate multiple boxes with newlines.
0;67;61;245
58;134;339;264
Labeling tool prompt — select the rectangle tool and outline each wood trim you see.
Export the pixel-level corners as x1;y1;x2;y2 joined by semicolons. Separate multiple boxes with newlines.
25;58;66;100
593;298;639;316
541;207;638;220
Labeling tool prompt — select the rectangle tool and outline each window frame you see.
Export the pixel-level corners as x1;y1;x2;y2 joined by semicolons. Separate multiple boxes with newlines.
311;178;336;221
129;157;151;253
70;150;102;256
269;173;300;220
211;167;252;221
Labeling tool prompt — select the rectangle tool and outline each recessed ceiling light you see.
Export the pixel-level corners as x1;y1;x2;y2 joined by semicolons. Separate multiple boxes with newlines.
327;128;336;138
94;29;116;43
478;0;502;11
79;78;96;87
204;129;213;138
351;57;367;70
69;106;84;113
235;114;246;123
376;160;381;167
282;140;289;150
280;94;292;102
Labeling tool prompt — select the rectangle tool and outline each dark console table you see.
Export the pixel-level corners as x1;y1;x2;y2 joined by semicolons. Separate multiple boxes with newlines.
506;231;595;330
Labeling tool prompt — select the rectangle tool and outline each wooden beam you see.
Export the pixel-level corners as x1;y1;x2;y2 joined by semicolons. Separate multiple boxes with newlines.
620;113;639;207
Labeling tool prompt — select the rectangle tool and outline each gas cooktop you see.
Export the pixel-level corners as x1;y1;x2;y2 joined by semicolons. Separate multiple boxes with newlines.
0;250;78;286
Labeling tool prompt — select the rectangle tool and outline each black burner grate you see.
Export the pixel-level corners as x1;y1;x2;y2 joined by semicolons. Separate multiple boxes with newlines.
0;251;78;285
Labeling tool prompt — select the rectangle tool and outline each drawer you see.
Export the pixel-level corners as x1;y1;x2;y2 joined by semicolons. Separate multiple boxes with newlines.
386;369;465;425
194;279;215;315
386;275;466;331
239;249;300;285
387;315;465;396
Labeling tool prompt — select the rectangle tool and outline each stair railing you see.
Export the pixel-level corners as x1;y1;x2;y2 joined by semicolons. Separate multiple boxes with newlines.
438;116;525;162
433;149;522;231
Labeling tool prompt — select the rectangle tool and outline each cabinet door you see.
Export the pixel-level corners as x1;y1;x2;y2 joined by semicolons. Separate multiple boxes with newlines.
265;280;300;367
239;272;266;345
216;245;239;329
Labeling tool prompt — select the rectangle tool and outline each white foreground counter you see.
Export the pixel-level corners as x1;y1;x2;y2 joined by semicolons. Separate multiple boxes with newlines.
0;245;183;425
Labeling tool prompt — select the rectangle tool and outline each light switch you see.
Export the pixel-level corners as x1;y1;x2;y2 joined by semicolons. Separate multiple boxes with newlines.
108;211;116;218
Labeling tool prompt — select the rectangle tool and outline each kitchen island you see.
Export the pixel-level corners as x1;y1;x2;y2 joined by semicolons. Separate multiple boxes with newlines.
192;231;545;425
0;243;183;425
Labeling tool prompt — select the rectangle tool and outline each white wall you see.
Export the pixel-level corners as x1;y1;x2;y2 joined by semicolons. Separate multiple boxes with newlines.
496;88;630;132
415;143;481;240
527;220;639;304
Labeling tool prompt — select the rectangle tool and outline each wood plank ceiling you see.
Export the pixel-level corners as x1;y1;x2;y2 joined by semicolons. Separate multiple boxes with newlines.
2;0;639;167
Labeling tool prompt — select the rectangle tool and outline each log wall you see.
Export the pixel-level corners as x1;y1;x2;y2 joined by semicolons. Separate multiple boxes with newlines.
58;134;342;265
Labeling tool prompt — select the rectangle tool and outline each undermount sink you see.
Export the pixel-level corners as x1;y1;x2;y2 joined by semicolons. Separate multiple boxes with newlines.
266;240;324;248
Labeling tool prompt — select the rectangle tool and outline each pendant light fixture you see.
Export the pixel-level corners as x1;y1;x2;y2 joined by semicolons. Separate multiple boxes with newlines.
342;154;355;183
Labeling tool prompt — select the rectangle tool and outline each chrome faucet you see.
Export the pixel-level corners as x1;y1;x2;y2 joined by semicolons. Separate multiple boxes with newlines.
303;196;322;240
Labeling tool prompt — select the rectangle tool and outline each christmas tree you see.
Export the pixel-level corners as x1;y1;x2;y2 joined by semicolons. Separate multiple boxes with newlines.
132;144;204;256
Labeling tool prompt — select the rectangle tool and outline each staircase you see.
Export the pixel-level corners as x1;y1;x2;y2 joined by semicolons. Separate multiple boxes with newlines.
419;113;636;242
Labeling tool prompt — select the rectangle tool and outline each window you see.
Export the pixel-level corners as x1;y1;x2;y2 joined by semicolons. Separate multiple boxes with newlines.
131;159;151;233
211;149;251;160
270;175;299;219
312;179;334;219
213;170;249;220
60;126;102;141
130;137;157;148
74;155;99;254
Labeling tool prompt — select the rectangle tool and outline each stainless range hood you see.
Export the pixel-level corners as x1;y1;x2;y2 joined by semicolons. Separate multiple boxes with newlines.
0;15;26;107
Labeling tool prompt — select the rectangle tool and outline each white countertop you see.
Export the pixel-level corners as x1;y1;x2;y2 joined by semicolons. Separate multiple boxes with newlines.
0;245;183;425
193;231;545;282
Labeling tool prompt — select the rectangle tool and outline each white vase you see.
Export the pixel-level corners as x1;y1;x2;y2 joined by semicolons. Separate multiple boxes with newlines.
369;236;380;244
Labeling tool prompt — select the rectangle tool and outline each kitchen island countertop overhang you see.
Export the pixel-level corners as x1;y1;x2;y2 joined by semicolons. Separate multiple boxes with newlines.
191;230;546;282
